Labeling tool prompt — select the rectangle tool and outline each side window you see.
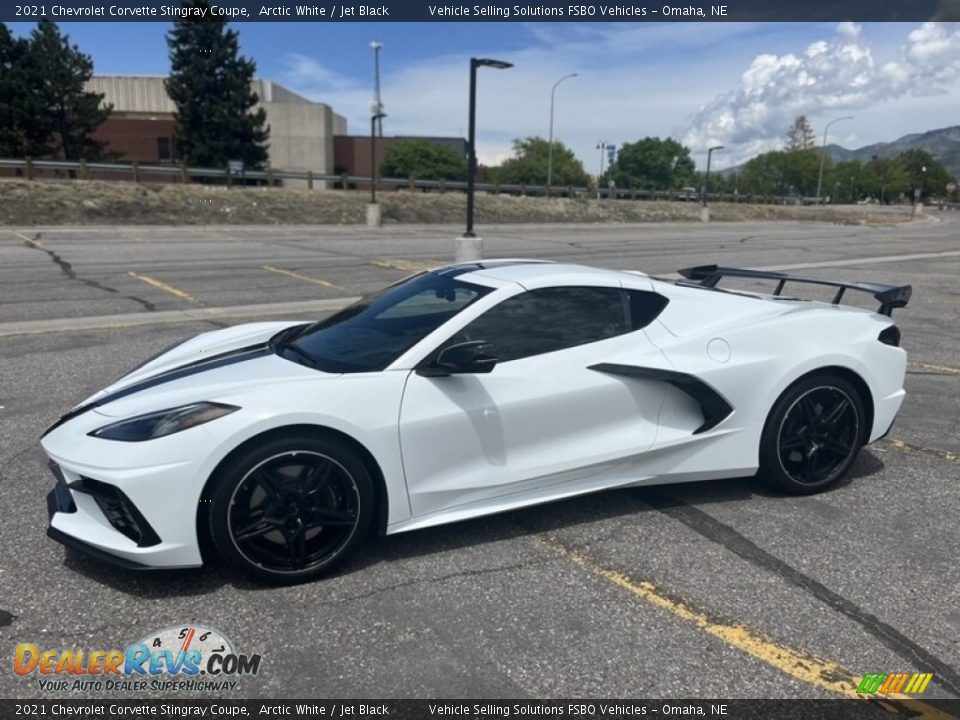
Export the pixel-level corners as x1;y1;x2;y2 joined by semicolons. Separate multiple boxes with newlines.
449;286;629;363
627;290;669;330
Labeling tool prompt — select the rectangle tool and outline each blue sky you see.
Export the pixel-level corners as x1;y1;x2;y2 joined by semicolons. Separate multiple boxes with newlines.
9;21;960;169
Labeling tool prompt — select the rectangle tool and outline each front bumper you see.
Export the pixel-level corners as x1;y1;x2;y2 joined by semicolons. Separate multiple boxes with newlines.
46;527;156;571
46;462;76;517
43;415;212;569
44;458;204;570
45;461;166;572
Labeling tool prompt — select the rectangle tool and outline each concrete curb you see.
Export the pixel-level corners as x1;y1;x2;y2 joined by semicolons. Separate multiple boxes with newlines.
0;297;359;338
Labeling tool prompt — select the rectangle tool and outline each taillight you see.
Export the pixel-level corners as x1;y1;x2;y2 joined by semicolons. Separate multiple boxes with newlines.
879;325;901;347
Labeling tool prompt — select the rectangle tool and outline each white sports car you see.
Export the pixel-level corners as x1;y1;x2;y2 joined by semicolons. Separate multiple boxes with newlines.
42;260;910;583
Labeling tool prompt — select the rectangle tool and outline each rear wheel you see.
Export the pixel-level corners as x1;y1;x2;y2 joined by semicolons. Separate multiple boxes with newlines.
209;433;373;584
758;374;867;494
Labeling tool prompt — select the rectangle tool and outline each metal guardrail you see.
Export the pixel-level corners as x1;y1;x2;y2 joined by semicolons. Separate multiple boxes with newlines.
2;157;950;207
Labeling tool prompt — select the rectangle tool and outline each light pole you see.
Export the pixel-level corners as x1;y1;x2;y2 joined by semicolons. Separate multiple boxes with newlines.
463;57;512;244
366;111;387;227
596;141;607;199
913;165;927;217
547;72;578;192
370;41;384;137
702;145;724;207
816;115;853;202
370;112;387;204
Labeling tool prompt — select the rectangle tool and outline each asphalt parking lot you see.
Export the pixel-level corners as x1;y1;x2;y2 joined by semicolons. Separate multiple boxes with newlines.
1;214;958;701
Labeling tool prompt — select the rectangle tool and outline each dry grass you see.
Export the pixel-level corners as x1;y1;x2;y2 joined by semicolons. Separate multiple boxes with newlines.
0;179;913;226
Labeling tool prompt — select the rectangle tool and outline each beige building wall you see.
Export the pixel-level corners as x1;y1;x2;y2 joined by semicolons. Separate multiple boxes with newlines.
262;101;335;188
86;75;344;185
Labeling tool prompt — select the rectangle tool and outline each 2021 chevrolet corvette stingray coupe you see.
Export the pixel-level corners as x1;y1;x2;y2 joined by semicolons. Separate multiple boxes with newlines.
42;260;910;583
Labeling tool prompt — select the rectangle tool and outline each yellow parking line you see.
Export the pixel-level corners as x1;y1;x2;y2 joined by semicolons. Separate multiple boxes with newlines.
913;362;960;376
127;271;200;305
536;536;951;714
884;437;958;463
263;265;345;291
371;258;442;273
13;230;41;247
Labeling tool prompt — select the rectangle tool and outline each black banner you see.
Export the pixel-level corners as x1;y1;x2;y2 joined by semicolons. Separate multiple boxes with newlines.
1;700;959;720
0;0;954;23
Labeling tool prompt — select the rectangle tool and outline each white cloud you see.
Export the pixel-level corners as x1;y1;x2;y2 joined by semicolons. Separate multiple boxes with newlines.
275;23;960;174
684;22;960;166
837;21;862;40
280;54;354;91
275;24;770;170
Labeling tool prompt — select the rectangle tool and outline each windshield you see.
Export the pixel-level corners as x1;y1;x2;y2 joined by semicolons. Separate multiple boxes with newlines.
277;272;492;373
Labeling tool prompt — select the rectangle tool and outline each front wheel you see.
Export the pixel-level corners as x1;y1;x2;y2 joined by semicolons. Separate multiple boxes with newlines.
208;433;373;584
758;374;867;494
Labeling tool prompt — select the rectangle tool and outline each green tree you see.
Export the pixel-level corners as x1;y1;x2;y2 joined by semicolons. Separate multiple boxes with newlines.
786;116;816;151
0;24;32;157
830;160;873;202
489;137;590;187
896;149;950;200
867;156;911;203
380;140;466;181
606;137;696;190
166;2;269;169
739;151;787;195
21;20;111;160
739;148;824;196
700;170;737;195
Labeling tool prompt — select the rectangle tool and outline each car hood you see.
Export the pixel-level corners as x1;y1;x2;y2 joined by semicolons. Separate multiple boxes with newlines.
76;320;327;418
120;321;303;384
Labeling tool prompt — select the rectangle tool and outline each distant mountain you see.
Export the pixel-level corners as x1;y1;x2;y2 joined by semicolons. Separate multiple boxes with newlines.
822;125;960;180
722;126;960;180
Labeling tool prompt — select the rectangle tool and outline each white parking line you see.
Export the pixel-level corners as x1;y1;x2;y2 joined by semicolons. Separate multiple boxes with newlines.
757;250;960;272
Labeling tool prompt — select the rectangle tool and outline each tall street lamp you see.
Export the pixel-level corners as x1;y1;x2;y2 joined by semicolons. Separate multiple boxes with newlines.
596;141;607;199
816;116;853;202
703;145;723;207
464;57;513;240
367;111;387;227
547;72;578;192
370;112;387;204
370;41;384;137
913;165;927;217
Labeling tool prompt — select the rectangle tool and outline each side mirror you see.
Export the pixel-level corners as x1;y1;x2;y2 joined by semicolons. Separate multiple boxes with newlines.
418;340;498;377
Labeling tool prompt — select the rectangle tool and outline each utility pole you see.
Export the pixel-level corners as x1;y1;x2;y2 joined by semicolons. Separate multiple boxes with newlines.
371;41;384;137
547;73;578;191
816;116;853;202
596;141;607;199
458;57;512;260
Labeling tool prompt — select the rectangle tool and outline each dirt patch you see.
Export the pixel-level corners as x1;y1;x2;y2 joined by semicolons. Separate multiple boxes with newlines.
0;179;913;226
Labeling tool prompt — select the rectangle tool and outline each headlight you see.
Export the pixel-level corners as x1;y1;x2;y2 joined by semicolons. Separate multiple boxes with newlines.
89;402;239;442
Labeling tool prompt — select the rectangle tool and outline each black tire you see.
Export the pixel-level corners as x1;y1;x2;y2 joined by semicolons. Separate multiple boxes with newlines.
208;432;373;584
758;373;867;495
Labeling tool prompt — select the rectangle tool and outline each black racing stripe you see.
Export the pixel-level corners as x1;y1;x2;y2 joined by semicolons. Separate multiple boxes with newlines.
42;343;270;438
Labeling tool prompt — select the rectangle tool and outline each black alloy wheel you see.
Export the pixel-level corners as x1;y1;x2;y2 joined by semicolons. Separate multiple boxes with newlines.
209;434;373;583
759;374;866;494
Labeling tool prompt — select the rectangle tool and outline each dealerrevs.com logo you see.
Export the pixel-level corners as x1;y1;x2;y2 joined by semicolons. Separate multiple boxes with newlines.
14;625;262;692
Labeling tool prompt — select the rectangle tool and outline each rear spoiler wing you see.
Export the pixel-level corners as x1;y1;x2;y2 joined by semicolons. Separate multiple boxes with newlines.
677;265;912;317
